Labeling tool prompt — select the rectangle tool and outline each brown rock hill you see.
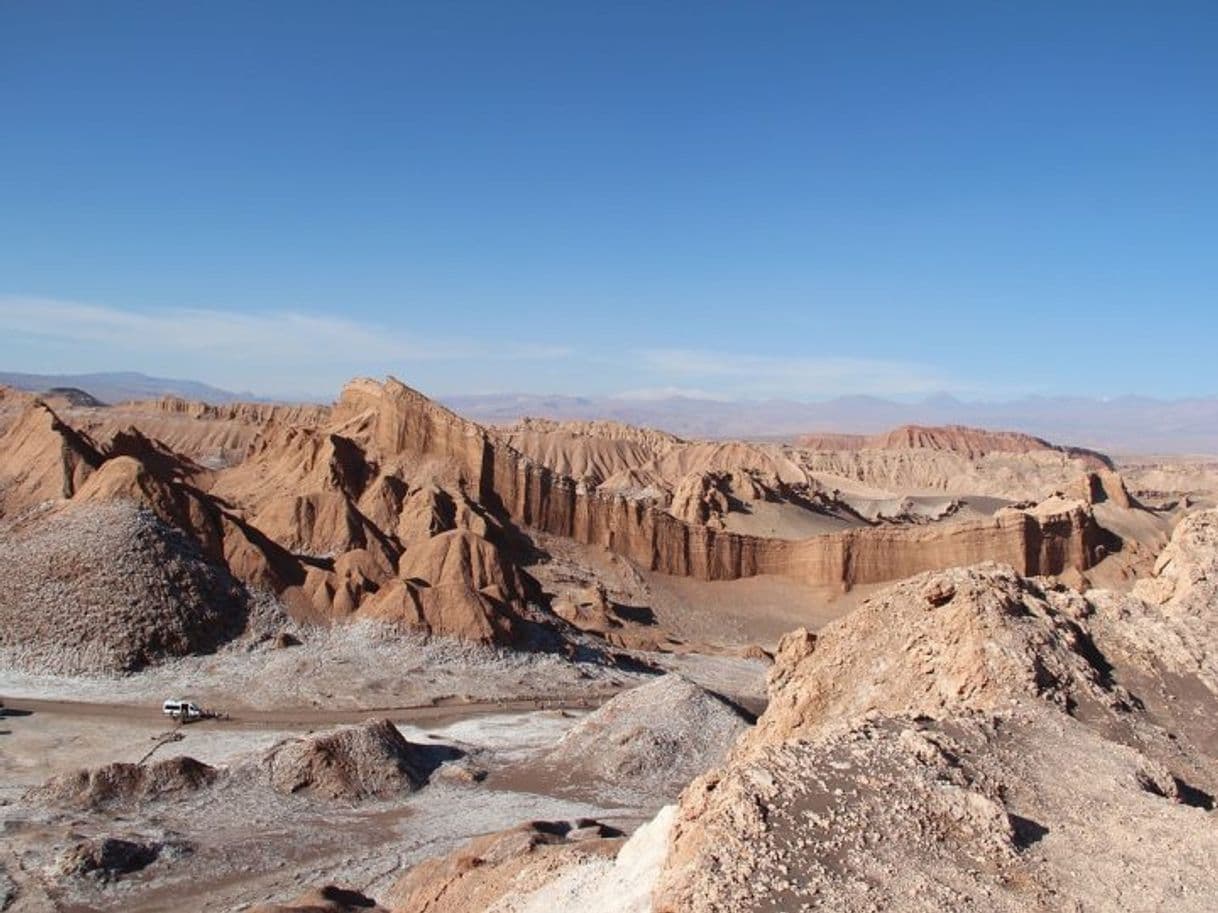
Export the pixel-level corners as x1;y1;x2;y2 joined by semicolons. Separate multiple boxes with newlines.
0;386;551;645
503;417;683;485
650;514;1218;913
0;400;103;510
508;416;1114;499
798;422;1113;467
58;394;329;469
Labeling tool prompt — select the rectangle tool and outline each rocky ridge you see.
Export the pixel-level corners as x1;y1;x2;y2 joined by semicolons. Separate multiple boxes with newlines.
0;378;1154;663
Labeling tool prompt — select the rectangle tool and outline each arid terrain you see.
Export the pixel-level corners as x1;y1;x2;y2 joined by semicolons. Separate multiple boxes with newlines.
1;377;1215;912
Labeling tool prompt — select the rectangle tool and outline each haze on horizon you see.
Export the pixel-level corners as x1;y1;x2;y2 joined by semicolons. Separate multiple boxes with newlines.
2;2;1215;402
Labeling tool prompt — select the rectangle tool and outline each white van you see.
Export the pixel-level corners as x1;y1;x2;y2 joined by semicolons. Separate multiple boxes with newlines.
162;699;204;721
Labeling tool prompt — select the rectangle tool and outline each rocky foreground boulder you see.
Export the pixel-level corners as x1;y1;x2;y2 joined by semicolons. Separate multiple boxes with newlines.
383;819;624;912
651;513;1218;912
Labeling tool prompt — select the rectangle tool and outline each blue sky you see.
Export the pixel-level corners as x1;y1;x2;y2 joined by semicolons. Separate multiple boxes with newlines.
1;1;1215;401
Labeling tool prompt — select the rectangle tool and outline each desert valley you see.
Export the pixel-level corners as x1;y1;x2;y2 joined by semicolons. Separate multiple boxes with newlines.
0;376;1216;912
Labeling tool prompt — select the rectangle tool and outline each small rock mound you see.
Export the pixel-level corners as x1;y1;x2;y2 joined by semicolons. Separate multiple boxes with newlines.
29;756;218;809
56;836;188;883
0;502;249;673
543;675;752;799
249;885;386;913
261;719;440;800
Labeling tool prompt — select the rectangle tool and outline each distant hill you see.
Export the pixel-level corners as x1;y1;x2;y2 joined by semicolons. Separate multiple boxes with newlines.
0;371;256;405
441;392;1218;455
2;370;1212;453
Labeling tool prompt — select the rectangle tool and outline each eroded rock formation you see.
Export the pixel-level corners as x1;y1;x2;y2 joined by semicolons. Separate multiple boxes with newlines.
0;379;1148;659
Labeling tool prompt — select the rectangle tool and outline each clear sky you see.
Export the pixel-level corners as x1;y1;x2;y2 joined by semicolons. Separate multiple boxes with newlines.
1;1;1215;401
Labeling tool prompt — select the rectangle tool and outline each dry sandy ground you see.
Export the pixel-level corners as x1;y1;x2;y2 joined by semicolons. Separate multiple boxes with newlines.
0;628;766;913
529;532;869;650
1;705;622;912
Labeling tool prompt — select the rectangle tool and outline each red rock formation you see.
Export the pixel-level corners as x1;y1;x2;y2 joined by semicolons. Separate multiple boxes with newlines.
0;402;103;509
333;379;1109;592
798;423;1112;468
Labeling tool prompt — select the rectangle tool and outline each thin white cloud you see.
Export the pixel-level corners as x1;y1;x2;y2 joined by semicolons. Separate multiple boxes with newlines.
0;296;572;361
0;295;995;401
0;295;572;396
632;347;958;398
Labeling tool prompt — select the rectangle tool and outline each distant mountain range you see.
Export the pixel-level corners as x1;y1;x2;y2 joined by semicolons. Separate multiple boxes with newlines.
2;370;1214;454
0;370;259;406
441;392;1218;455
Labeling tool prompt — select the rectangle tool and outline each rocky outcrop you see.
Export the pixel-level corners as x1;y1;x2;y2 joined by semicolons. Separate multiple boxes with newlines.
1087;508;1218;691
0;401;103;511
737;564;1129;755
323;378;1105;589
0;502;250;673
647;513;1218;913
540;675;753;801
29;757;218;809
799;423;1113;467
654;707;1218;913
383;819;624;913
119;394;330;427
260;719;440;800
357;531;523;641
288;380;1120;597
495;450;1107;589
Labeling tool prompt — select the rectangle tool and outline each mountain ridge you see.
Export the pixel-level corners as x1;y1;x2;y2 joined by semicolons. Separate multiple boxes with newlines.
4;370;1215;453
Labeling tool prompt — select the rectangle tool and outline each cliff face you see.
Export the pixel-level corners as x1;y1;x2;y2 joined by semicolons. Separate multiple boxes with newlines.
494;459;1103;587
341;379;1106;590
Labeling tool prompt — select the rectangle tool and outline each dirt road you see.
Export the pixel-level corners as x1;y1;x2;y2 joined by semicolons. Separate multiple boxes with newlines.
0;692;609;732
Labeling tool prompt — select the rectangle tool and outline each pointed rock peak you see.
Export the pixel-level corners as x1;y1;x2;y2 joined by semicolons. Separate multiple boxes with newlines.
336;376;470;426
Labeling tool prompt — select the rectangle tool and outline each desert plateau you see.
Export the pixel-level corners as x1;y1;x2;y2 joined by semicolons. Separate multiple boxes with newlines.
0;375;1215;912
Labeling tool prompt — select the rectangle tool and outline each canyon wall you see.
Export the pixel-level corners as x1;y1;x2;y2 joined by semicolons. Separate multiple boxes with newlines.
344;380;1105;591
490;453;1103;589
